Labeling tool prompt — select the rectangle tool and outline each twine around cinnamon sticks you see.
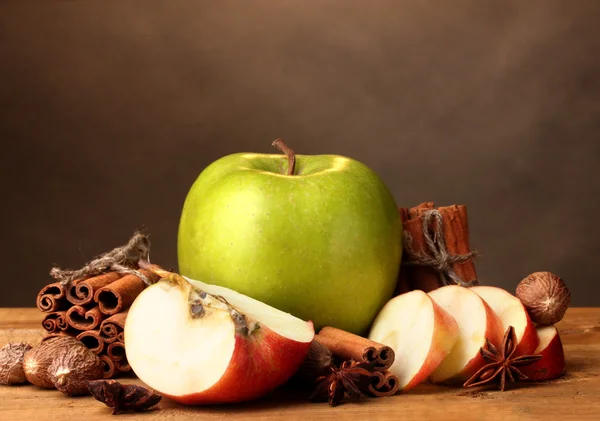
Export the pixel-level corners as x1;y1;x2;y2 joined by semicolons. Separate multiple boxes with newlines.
36;232;158;379
396;202;479;294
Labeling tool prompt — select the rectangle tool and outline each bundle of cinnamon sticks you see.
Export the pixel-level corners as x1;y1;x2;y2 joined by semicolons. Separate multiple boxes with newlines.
395;202;479;294
36;270;159;378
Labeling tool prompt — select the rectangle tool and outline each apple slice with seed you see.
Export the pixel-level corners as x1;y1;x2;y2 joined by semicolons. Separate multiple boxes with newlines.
124;265;314;405
368;290;459;392
471;286;539;356
428;285;504;385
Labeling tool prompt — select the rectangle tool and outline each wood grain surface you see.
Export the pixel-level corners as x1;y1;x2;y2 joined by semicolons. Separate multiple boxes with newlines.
0;307;599;420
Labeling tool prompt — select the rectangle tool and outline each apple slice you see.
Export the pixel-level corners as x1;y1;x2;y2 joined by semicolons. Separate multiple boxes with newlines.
368;290;459;392
124;265;314;405
471;286;539;356
428;285;504;385
520;325;566;381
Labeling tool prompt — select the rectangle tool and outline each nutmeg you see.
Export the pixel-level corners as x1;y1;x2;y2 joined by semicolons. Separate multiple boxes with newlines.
0;343;33;385
516;271;571;325
294;339;333;384
23;336;84;388
48;343;104;396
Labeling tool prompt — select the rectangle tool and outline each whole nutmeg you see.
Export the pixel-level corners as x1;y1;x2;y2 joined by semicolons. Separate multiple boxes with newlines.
0;343;33;385
516;271;571;325
293;339;334;384
23;336;83;388
48;343;104;396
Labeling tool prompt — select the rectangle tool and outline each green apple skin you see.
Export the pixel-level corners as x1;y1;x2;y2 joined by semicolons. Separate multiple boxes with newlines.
177;152;402;335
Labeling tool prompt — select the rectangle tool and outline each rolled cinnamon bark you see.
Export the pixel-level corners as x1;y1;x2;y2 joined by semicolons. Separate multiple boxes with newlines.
438;205;478;286
315;327;395;370
99;355;118;379
99;311;128;344
114;359;131;373
56;313;69;330
42;312;65;333
117;332;124;343
395;204;430;296
66;305;105;331
107;342;126;362
66;272;123;306
94;270;158;316
76;330;105;354
42;311;70;333
36;283;68;312
402;202;442;292
367;370;399;397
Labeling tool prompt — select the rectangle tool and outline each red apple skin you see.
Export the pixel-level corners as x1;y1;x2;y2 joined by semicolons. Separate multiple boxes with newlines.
470;286;539;357
521;327;566;381
402;299;458;392
515;315;539;356
436;299;504;385
170;322;313;405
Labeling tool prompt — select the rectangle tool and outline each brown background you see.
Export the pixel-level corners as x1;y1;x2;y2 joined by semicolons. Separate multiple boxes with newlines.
1;0;599;307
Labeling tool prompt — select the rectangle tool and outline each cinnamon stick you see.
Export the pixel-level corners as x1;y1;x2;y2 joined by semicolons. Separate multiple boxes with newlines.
107;342;127;362
394;205;427;296
42;311;68;333
36;282;68;312
401;202;441;292
66;272;123;306
56;313;69;330
76;330;105;354
114;359;131;373
66;305;105;331
94;270;158;316
438;205;478;286
315;327;395;370
99;355;119;379
42;312;64;333
367;370;399;397
99;311;128;344
117;332;124;343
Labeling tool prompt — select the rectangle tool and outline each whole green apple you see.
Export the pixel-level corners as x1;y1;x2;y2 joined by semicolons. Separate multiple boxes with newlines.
177;141;402;334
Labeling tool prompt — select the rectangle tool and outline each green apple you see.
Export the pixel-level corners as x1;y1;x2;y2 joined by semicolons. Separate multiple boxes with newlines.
177;142;402;334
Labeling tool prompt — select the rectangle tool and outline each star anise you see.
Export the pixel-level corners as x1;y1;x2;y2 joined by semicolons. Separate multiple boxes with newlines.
87;379;162;415
463;325;542;391
309;360;375;406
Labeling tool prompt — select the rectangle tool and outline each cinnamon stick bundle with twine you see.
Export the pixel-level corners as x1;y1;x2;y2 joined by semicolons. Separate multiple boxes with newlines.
396;202;479;294
35;231;158;379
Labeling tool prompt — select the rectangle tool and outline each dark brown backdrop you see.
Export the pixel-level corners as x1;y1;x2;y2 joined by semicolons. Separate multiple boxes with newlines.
1;0;599;307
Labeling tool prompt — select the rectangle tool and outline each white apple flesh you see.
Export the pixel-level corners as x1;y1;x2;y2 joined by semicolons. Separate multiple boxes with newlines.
520;325;566;381
428;285;504;385
368;290;459;392
471;286;539;356
124;267;314;405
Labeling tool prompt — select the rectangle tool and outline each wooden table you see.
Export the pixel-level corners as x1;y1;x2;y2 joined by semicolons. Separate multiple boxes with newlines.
1;308;599;420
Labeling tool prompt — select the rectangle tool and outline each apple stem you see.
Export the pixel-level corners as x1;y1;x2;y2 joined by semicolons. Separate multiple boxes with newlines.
271;138;296;176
